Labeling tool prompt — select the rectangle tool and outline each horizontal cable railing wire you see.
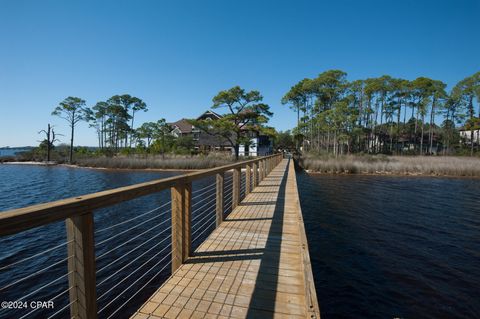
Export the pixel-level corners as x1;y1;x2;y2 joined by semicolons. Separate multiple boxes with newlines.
13;271;71;306
192;195;217;229
47;296;76;319
104;253;172;319
192;213;217;243
97;225;171;275
99;250;172;315
191;205;215;228
96;208;171;247
94;198;174;318
0;256;71;293
0;232;71;319
18;285;72;319
191;183;216;202
191;180;216;196
192;205;216;235
223;193;233;218
0;240;71;271
95;200;171;234
97;228;172;291
240;176;246;200
191;190;216;209
192;221;216;244
96;211;171;261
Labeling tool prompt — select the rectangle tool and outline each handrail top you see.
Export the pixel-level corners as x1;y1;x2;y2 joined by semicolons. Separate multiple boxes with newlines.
0;154;280;237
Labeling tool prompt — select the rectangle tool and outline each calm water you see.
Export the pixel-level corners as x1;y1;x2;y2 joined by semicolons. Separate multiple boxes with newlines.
2;164;479;318
0;164;236;318
297;172;480;319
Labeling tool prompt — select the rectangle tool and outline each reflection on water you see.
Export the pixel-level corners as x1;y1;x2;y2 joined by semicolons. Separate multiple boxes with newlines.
297;171;480;319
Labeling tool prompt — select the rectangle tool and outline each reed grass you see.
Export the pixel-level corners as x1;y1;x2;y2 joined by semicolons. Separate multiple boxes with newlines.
76;154;236;170
299;154;480;177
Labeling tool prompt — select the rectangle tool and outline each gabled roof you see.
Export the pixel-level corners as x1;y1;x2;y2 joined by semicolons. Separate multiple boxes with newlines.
170;118;193;133
197;110;223;120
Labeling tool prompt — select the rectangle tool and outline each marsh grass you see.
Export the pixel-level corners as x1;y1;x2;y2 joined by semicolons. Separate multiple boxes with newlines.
300;154;480;177
76;154;236;170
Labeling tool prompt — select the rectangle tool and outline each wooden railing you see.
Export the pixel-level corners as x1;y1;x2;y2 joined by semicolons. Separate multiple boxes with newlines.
0;154;283;319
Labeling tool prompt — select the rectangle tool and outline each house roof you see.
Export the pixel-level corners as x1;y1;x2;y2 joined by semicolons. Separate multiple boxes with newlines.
170;118;193;133
458;126;478;131
197;110;223;120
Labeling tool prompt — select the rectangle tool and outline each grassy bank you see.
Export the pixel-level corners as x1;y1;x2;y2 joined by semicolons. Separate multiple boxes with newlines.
298;154;480;177
75;154;236;170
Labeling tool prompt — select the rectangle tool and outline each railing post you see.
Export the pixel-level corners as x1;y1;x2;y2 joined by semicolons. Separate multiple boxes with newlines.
184;182;192;259
264;159;267;178
258;160;262;182
253;162;258;188
66;213;98;319
216;173;224;227
261;159;265;181
245;164;251;195
232;167;241;209
171;183;189;272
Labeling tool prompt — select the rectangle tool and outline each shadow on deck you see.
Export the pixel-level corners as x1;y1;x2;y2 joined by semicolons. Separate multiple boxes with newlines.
131;159;317;319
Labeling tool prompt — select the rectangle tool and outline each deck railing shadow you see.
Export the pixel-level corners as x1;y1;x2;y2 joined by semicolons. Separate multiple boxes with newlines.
245;159;289;318
225;217;273;222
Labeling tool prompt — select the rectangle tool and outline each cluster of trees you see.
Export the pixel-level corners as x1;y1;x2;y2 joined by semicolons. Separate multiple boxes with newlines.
49;94;179;163
190;86;274;160
282;70;480;156
86;95;147;150
274;130;296;151
48;86;274;163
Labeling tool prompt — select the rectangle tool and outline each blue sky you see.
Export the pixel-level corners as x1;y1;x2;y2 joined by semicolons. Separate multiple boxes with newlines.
1;0;478;147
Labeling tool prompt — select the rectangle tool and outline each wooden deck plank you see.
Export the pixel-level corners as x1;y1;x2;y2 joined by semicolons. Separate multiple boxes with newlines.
131;159;320;319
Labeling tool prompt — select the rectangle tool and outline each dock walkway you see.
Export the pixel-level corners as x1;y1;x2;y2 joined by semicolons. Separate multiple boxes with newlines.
132;159;320;319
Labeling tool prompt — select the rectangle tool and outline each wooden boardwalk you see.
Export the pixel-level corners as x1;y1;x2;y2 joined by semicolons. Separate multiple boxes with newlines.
132;159;320;319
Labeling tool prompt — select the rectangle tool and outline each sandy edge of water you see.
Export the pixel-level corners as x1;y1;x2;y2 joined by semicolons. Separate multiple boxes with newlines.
2;161;57;166
2;162;251;173
304;169;480;179
1;161;201;172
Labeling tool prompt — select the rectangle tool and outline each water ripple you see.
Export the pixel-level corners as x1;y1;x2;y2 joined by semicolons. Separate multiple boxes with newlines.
298;172;480;319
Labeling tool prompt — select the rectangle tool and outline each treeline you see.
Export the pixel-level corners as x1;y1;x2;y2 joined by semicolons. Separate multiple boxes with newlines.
282;70;480;156
50;94;191;163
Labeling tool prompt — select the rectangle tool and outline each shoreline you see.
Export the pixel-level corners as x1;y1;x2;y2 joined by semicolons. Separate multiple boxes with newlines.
304;169;480;179
61;163;199;172
1;161;57;166
2;161;248;173
6;159;480;178
297;155;480;178
0;161;199;172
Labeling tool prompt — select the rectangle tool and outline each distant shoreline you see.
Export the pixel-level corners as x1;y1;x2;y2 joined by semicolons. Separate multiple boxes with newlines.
1;161;198;172
297;155;480;178
2;161;57;166
304;169;480;179
62;163;198;172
